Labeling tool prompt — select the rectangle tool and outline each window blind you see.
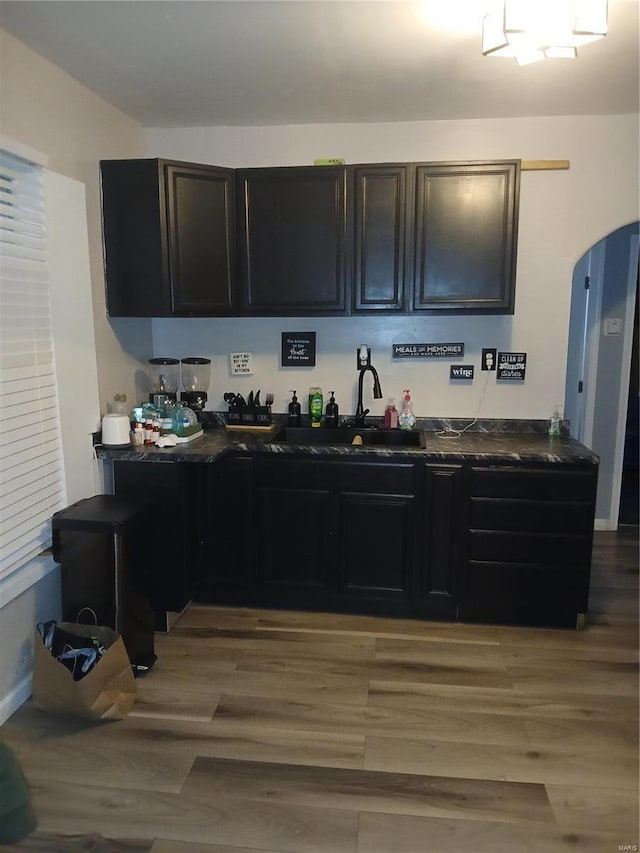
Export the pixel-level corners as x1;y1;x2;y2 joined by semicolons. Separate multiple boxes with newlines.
0;150;66;579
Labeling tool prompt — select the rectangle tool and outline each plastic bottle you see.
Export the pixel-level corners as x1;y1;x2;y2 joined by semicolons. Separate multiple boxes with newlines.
384;398;398;429
288;390;301;426
549;405;562;437
325;391;339;428
309;386;323;427
398;389;416;430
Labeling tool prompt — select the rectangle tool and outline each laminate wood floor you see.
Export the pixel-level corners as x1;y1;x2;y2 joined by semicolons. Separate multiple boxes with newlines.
2;528;638;853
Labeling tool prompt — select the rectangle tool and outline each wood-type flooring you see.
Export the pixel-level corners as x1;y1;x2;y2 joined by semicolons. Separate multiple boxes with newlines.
1;527;638;853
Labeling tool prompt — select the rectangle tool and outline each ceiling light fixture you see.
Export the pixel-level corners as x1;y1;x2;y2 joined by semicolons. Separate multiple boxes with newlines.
482;0;608;66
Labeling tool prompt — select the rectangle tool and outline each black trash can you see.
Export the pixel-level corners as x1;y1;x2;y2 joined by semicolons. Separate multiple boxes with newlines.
51;495;156;674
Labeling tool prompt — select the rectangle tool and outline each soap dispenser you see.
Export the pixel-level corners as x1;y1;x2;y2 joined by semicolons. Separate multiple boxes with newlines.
398;389;416;430
288;390;301;426
325;391;339;428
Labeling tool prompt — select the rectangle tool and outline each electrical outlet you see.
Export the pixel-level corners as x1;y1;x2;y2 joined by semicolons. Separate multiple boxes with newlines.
356;346;371;369
481;348;497;371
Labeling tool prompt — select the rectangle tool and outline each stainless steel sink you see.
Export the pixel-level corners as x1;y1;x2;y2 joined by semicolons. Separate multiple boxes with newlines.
272;426;425;448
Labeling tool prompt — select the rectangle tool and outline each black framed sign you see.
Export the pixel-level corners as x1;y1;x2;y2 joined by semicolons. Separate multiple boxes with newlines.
450;365;474;380
392;342;464;359
497;352;527;380
281;332;316;367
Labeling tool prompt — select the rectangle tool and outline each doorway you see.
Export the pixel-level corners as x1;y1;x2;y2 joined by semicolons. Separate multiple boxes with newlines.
564;222;639;529
618;277;639;525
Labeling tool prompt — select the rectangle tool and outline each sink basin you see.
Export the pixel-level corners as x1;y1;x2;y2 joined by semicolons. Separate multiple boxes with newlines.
273;426;425;448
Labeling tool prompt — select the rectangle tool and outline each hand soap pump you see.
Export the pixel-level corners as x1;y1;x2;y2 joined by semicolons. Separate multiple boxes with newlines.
398;389;416;430
288;390;301;427
325;391;339;428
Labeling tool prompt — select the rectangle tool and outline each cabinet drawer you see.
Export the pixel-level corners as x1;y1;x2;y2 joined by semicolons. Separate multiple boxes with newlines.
468;466;596;501
460;561;589;628
256;458;415;494
469;530;592;564
469;498;594;534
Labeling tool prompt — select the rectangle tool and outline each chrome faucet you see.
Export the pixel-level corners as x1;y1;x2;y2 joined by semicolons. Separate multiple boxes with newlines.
354;346;383;425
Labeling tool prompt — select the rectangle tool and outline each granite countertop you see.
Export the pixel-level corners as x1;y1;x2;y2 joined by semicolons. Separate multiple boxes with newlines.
95;417;599;466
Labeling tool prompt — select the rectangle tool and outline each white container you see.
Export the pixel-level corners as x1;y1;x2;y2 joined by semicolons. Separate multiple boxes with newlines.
101;413;131;446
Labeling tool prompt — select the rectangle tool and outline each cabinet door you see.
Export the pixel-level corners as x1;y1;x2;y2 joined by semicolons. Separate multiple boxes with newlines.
200;455;254;604
101;158;171;317
352;165;409;312
412;161;519;314
236;166;347;314
256;486;335;596
113;460;203;630
165;163;236;315
419;464;462;618
338;492;413;596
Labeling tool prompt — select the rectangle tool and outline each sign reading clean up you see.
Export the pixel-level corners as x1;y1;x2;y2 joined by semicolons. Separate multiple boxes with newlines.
497;352;527;380
392;343;464;359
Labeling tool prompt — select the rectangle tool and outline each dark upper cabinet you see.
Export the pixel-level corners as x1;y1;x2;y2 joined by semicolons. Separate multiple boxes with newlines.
412;161;520;314
236;166;348;314
100;158;236;317
351;165;409;313
101;157;519;317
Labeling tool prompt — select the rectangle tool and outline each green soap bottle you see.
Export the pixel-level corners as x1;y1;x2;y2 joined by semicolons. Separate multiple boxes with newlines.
309;386;323;427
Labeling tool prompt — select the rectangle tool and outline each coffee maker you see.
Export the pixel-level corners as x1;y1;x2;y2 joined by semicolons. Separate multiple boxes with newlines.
180;357;211;413
148;357;179;406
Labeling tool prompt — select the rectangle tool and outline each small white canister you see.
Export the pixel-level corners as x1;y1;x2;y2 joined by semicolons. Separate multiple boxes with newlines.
101;413;131;446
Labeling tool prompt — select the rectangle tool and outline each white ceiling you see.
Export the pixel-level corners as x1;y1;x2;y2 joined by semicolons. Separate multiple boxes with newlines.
1;0;638;127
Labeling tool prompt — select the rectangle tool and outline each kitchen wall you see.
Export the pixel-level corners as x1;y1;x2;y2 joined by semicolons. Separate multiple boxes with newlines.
0;28;151;412
147;114;638;422
0;29;149;723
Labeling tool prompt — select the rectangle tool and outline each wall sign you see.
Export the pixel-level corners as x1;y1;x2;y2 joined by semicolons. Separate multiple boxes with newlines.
392;342;464;359
281;332;316;367
450;365;474;380
230;352;254;375
497;352;527;380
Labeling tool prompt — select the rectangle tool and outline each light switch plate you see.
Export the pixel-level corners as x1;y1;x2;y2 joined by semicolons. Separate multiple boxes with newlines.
604;318;623;336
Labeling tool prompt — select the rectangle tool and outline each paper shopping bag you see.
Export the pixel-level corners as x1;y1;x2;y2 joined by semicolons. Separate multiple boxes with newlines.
32;622;137;720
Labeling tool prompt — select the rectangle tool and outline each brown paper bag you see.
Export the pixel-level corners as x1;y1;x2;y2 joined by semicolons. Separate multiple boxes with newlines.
32;622;137;720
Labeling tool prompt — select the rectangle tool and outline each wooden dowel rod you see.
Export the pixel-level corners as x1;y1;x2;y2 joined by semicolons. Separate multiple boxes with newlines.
521;160;570;171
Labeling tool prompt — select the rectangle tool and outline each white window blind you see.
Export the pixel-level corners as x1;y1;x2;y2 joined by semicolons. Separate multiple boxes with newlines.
0;149;66;579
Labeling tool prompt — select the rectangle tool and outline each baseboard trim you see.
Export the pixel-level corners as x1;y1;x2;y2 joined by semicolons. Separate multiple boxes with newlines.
0;674;32;726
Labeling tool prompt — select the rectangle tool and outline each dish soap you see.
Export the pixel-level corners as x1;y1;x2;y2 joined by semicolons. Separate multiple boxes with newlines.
309;386;323;427
325;391;339;428
288;390;301;426
384;398;398;429
398;389;416;430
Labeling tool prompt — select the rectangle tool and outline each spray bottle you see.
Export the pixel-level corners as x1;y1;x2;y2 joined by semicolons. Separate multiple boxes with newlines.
398;389;416;430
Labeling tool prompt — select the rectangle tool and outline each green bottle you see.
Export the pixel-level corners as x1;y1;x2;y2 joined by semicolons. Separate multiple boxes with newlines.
309;386;323;427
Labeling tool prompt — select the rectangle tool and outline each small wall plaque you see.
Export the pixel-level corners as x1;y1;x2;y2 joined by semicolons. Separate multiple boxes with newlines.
392;343;464;359
497;352;527;380
450;365;475;380
282;332;316;367
230;352;254;376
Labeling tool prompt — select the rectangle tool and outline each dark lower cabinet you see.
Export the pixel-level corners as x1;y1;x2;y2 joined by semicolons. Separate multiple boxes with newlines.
338;491;414;597
199;455;254;604
458;464;597;628
418;463;463;619
120;451;597;630
113;461;203;630
258;487;334;594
